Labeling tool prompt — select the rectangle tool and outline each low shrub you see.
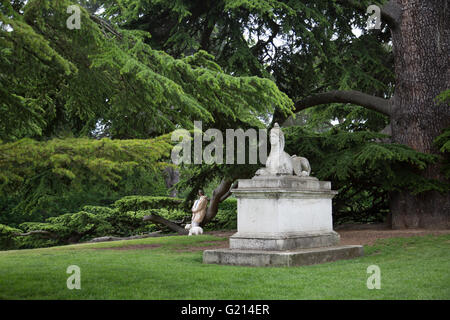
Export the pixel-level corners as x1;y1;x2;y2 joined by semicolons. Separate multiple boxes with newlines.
114;196;183;213
0;196;238;250
0;224;23;249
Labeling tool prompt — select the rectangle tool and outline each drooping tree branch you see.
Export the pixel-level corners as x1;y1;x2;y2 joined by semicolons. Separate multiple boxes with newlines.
143;213;188;235
90;14;123;39
294;90;393;116
219;181;238;202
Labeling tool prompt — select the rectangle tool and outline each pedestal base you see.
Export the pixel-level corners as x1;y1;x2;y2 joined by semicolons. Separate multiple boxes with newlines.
203;245;363;267
202;175;363;267
230;231;340;251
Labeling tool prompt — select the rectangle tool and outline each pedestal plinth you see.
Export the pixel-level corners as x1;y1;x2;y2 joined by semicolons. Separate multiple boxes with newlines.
203;176;363;267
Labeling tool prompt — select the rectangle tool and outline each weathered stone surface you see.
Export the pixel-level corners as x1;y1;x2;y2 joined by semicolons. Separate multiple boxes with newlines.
229;231;340;250
203;164;363;267
238;175;330;191
232;189;337;235
203;245;364;267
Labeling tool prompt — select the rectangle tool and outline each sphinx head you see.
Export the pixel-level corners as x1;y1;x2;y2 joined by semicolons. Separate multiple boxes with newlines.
269;123;285;151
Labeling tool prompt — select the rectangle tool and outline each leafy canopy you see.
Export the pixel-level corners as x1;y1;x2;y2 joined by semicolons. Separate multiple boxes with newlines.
0;0;293;141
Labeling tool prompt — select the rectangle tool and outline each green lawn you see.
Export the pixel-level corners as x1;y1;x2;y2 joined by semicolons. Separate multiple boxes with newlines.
0;234;449;299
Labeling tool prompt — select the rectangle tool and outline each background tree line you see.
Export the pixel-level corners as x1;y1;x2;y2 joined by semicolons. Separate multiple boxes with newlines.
0;0;448;249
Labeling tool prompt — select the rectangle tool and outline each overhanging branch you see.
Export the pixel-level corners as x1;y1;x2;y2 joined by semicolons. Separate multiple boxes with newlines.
13;230;55;237
143;213;188;235
294;90;393;116
380;0;402;28
337;0;401;28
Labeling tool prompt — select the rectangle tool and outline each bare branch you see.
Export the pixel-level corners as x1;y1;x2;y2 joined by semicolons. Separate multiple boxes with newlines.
202;179;235;226
89;14;123;40
336;0;401;28
143;213;188;235
294;90;393;116
13;230;54;237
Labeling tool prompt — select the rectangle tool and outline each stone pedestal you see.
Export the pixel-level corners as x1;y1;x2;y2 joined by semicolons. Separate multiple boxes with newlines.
203;176;363;267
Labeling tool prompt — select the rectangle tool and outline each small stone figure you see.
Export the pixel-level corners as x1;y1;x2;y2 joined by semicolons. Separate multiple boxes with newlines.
255;123;311;177
291;155;311;177
185;190;208;236
185;223;203;236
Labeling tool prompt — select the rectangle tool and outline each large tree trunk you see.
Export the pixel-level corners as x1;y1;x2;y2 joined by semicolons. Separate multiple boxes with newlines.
292;1;450;229
388;0;450;228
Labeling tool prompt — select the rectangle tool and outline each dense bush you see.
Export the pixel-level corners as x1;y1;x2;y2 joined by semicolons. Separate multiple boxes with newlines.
283;127;442;225
0;137;173;226
0;193;238;250
0;196;198;250
204;198;237;230
114;196;183;213
0;224;23;250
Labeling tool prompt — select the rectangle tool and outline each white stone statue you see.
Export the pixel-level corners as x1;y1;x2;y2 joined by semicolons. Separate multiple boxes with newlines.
185;190;208;236
255;123;311;177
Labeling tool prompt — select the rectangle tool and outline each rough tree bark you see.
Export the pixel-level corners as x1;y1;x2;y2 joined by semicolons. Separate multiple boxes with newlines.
388;0;450;229
294;0;450;229
164;167;180;197
13;230;55;237
201;179;235;226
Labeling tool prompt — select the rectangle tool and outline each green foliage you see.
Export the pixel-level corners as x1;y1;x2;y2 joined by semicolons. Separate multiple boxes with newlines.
106;0;400;221
0;223;22;249
0;0;294;230
2;0;446;233
102;0;392;128
0;136;173;225
435;127;450;154
283;126;439;224
1;0;293;141
218;198;237;211
13;205;150;249
0;195;190;249
0;195;238;250
114;196;183;213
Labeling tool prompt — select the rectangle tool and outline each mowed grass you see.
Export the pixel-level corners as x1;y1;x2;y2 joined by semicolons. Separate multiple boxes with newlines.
0;234;449;299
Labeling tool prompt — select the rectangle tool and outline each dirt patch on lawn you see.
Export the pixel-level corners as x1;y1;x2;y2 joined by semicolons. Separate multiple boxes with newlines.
338;228;450;246
175;241;229;252
204;230;236;238
205;228;450;247
93;244;162;251
91;227;450;251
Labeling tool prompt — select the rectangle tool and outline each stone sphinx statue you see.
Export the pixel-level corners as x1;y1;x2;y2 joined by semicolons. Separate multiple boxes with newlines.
255;123;311;177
